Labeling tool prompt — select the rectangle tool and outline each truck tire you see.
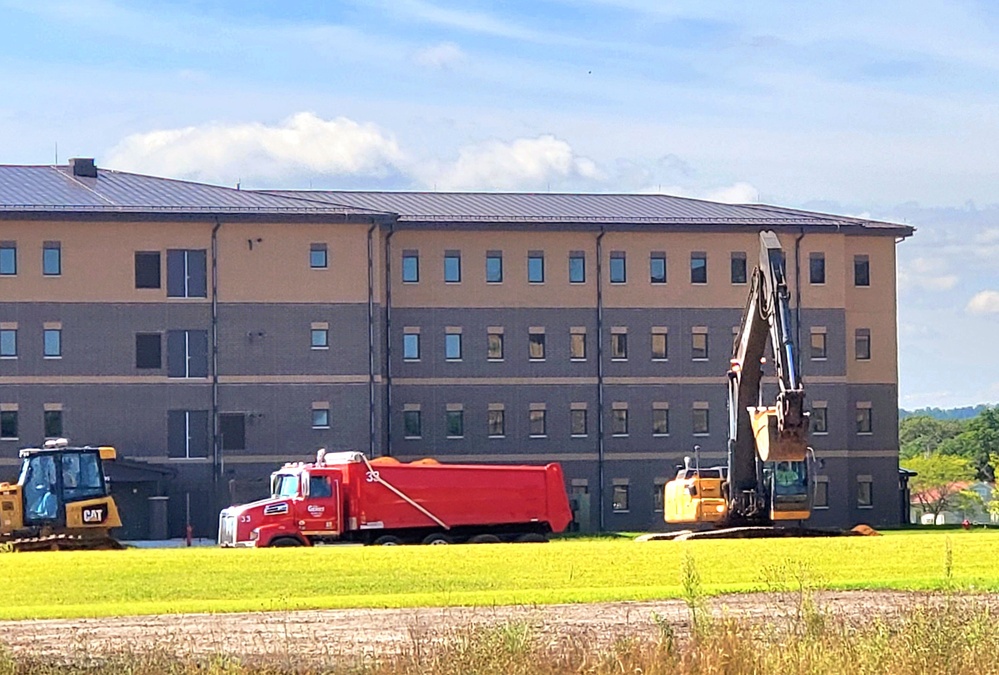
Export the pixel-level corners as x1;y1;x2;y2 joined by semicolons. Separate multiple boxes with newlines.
515;533;548;543
373;535;403;546
422;533;452;545
269;537;303;547
468;534;501;544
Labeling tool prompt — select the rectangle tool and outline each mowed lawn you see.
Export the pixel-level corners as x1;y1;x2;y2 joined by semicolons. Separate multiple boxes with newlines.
1;531;997;620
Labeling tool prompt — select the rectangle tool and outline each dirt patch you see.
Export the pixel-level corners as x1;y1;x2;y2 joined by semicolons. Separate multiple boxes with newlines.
2;590;993;662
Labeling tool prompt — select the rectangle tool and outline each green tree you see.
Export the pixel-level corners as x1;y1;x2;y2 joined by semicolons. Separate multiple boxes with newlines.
898;415;965;460
906;454;979;520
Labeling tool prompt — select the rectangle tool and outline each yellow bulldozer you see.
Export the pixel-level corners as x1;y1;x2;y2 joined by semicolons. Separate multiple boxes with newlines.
0;438;122;551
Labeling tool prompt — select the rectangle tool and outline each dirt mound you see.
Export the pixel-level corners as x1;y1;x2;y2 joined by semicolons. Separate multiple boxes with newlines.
851;524;880;536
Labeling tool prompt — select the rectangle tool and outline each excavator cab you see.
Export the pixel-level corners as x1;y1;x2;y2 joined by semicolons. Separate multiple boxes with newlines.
765;459;810;521
1;439;122;550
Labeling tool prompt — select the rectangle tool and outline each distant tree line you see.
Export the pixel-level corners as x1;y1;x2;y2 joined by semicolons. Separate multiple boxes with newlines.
898;405;989;421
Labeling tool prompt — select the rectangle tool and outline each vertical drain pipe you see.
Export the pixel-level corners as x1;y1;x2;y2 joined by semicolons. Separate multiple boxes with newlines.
366;221;377;457
383;223;396;456
595;226;607;531
211;217;222;482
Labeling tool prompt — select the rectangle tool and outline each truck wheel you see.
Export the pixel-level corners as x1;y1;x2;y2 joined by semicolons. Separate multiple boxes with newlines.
422;533;452;545
515;533;548;543
468;534;501;544
269;537;303;547
373;535;403;546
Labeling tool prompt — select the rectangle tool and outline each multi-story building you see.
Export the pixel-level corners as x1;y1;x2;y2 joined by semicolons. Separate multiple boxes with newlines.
0;159;913;537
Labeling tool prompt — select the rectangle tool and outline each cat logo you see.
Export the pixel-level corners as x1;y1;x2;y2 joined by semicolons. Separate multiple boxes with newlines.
81;506;107;524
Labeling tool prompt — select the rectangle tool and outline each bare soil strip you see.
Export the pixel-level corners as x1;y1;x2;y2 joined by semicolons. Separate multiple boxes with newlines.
1;591;992;661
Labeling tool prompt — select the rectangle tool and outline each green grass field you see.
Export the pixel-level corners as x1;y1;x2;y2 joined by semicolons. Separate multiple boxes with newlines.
1;530;997;621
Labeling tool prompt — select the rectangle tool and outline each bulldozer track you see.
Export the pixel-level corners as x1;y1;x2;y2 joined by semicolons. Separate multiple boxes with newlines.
1;533;123;552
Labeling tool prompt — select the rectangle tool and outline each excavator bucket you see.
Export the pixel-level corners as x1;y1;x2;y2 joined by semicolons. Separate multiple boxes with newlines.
750;406;808;462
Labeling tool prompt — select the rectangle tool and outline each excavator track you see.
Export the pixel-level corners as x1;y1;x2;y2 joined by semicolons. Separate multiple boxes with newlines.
1;533;123;552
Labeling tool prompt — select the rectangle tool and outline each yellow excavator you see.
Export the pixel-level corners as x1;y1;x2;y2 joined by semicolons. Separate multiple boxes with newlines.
664;230;812;529
0;438;123;551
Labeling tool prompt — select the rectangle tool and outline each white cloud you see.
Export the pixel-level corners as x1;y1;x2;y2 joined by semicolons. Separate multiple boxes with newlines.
421;135;603;190
898;256;959;293
414;42;465;69
105;113;405;185
703;182;759;204
966;290;999;315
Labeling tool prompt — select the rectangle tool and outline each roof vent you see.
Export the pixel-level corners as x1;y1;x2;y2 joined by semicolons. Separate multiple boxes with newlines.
69;157;97;178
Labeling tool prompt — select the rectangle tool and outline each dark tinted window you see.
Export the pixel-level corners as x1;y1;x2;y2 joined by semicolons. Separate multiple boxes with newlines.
219;413;246;451
136;333;162;369
134;252;161;289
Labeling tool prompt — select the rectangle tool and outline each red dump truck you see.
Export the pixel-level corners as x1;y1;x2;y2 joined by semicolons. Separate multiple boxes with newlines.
218;451;573;547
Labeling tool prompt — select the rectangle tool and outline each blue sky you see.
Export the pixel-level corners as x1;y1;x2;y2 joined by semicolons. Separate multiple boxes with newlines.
2;0;999;408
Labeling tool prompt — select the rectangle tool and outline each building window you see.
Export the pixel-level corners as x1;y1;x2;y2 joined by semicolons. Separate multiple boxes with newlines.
611;331;628;360
653;480;666;513
135;333;162;369
730;252;747;284
653;407;670;436
167;410;209;459
528;252;545;283
0;410;18;439
609;252;626;284
312;407;330;429
856;328;871;360
570;331;586;360
650;253;667;284
690;252;707;284
403;409;422;438
651;330;668;360
486;252;503;283
570;408;588;436
402;252;419;283
43;329;61;358
311;327;329;350
219;413;246;451
0;329;16;358
854;255;870;287
569;253;585;283
44;409;63;438
809;253;825;284
445;332;463;361
813;478;829;509
487;331;504;360
612;483;630;512
857;476;873;508
611;407;629;436
810;330;827;360
134;252;161;289
403;332;420;361
167;330;209;378
691;330;708;360
529;408;547;437
856;405;873;434
446;409;464;438
43;242;61;276
310;243;328;269
444;252;461;283
166;249;207;298
529;331;546;360
811;405;828;434
488;408;506;437
0;243;16;276
692;406;710;435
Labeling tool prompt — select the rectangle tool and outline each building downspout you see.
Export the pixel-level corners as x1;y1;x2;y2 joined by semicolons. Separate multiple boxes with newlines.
595;226;606;531
366;221;377;457
383;223;396;457
211;217;222;482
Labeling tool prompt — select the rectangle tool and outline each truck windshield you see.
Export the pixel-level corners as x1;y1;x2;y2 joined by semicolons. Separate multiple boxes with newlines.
273;474;299;497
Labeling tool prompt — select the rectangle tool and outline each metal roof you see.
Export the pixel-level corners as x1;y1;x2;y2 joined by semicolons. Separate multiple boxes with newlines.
271;190;913;234
0;165;388;217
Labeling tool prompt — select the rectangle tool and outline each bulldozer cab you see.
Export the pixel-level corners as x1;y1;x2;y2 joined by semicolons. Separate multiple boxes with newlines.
18;444;111;526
